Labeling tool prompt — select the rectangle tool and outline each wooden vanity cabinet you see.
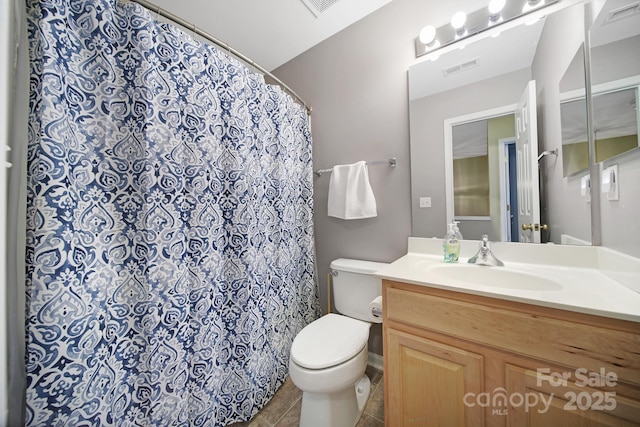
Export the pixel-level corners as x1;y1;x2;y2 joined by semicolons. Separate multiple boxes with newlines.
382;280;640;427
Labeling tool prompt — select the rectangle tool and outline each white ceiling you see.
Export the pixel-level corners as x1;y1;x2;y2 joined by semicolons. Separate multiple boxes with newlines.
590;0;640;47
149;0;392;71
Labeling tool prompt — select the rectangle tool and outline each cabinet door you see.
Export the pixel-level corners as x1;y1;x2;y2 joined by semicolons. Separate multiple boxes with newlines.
505;364;640;426
386;328;484;426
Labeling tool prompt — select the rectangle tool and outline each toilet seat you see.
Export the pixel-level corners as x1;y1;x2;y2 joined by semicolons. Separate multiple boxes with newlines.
291;313;370;370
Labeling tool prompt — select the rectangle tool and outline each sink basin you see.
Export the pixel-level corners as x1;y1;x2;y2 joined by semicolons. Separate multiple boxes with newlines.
426;264;563;291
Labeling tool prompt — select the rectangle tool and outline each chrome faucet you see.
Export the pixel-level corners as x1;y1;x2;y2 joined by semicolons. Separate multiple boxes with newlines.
468;235;504;267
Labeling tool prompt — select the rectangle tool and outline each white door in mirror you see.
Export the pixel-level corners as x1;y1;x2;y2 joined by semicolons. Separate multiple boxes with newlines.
516;80;541;243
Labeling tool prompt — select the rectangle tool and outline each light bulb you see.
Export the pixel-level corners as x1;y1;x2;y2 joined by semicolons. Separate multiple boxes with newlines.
419;25;437;45
488;0;505;25
451;11;467;30
451;11;467;38
488;0;506;15
523;0;545;13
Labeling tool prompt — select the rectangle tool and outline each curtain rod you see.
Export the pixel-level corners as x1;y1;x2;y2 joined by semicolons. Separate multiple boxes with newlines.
123;0;312;115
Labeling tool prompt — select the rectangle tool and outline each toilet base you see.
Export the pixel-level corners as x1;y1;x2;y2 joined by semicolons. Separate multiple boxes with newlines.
299;374;371;427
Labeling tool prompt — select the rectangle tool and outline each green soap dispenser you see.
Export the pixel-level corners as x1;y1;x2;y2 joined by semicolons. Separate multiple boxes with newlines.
443;222;461;263
454;221;463;244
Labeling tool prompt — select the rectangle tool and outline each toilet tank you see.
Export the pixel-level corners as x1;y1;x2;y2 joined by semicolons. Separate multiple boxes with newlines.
330;258;389;322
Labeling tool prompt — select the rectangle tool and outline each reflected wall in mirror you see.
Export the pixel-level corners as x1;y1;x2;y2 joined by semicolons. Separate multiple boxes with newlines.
409;1;590;245
560;59;640;177
589;0;640;257
559;45;589;177
560;86;639;177
593;86;639;160
560;96;589;176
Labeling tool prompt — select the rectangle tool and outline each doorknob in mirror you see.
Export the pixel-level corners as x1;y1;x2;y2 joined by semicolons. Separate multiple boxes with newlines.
522;223;548;231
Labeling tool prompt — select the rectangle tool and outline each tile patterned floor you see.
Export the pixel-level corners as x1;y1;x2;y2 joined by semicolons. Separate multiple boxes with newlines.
231;365;384;426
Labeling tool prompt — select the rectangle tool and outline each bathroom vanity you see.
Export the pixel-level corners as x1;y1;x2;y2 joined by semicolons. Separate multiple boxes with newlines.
377;238;640;426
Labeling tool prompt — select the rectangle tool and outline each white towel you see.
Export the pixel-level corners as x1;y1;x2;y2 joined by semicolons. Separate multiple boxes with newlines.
327;161;377;220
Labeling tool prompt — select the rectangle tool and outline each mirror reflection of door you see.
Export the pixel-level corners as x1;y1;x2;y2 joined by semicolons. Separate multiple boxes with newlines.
452;113;518;242
452;120;490;218
515;80;541;243
450;81;541;243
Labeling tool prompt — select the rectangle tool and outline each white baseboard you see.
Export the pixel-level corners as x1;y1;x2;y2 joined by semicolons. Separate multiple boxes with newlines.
367;352;384;372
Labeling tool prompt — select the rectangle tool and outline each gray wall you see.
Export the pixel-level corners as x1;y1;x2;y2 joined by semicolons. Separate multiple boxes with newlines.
600;149;640;257
274;0;640;355
273;0;491;354
533;3;593;245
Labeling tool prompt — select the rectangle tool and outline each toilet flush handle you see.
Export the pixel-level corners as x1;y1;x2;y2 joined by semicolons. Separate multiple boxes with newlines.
330;270;338;277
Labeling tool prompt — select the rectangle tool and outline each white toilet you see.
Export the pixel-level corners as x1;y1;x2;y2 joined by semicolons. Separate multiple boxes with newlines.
289;258;388;427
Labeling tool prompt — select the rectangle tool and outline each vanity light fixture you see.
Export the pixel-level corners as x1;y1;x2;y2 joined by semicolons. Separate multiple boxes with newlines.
414;0;559;60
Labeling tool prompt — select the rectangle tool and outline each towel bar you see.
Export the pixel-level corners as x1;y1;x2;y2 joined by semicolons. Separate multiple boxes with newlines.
314;158;396;176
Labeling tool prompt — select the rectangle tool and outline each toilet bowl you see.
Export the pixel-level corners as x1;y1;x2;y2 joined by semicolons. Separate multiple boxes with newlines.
288;258;388;427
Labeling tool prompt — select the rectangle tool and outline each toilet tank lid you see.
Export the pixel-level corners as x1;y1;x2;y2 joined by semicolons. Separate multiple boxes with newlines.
330;258;389;275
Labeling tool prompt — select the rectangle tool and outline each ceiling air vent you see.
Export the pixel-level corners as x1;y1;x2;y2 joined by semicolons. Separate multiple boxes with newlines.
300;0;341;17
604;1;640;24
443;58;479;77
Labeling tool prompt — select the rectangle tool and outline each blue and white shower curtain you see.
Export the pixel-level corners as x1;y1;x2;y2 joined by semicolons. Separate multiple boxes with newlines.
25;0;320;425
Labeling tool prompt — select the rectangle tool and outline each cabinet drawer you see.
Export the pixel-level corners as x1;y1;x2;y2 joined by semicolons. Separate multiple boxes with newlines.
384;282;640;386
506;364;640;426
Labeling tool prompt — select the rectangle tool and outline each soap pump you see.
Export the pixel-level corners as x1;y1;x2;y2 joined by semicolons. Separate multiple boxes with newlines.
443;221;461;263
454;221;463;242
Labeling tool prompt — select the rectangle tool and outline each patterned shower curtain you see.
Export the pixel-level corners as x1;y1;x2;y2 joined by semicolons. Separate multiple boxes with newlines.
24;0;320;425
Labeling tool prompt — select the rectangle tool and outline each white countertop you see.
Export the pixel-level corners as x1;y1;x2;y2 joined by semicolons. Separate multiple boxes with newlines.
375;238;640;323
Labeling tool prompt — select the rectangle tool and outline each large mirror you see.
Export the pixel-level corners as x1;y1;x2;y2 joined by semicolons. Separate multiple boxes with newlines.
589;0;640;159
589;0;640;257
409;0;591;244
560;84;639;177
560;0;640;178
